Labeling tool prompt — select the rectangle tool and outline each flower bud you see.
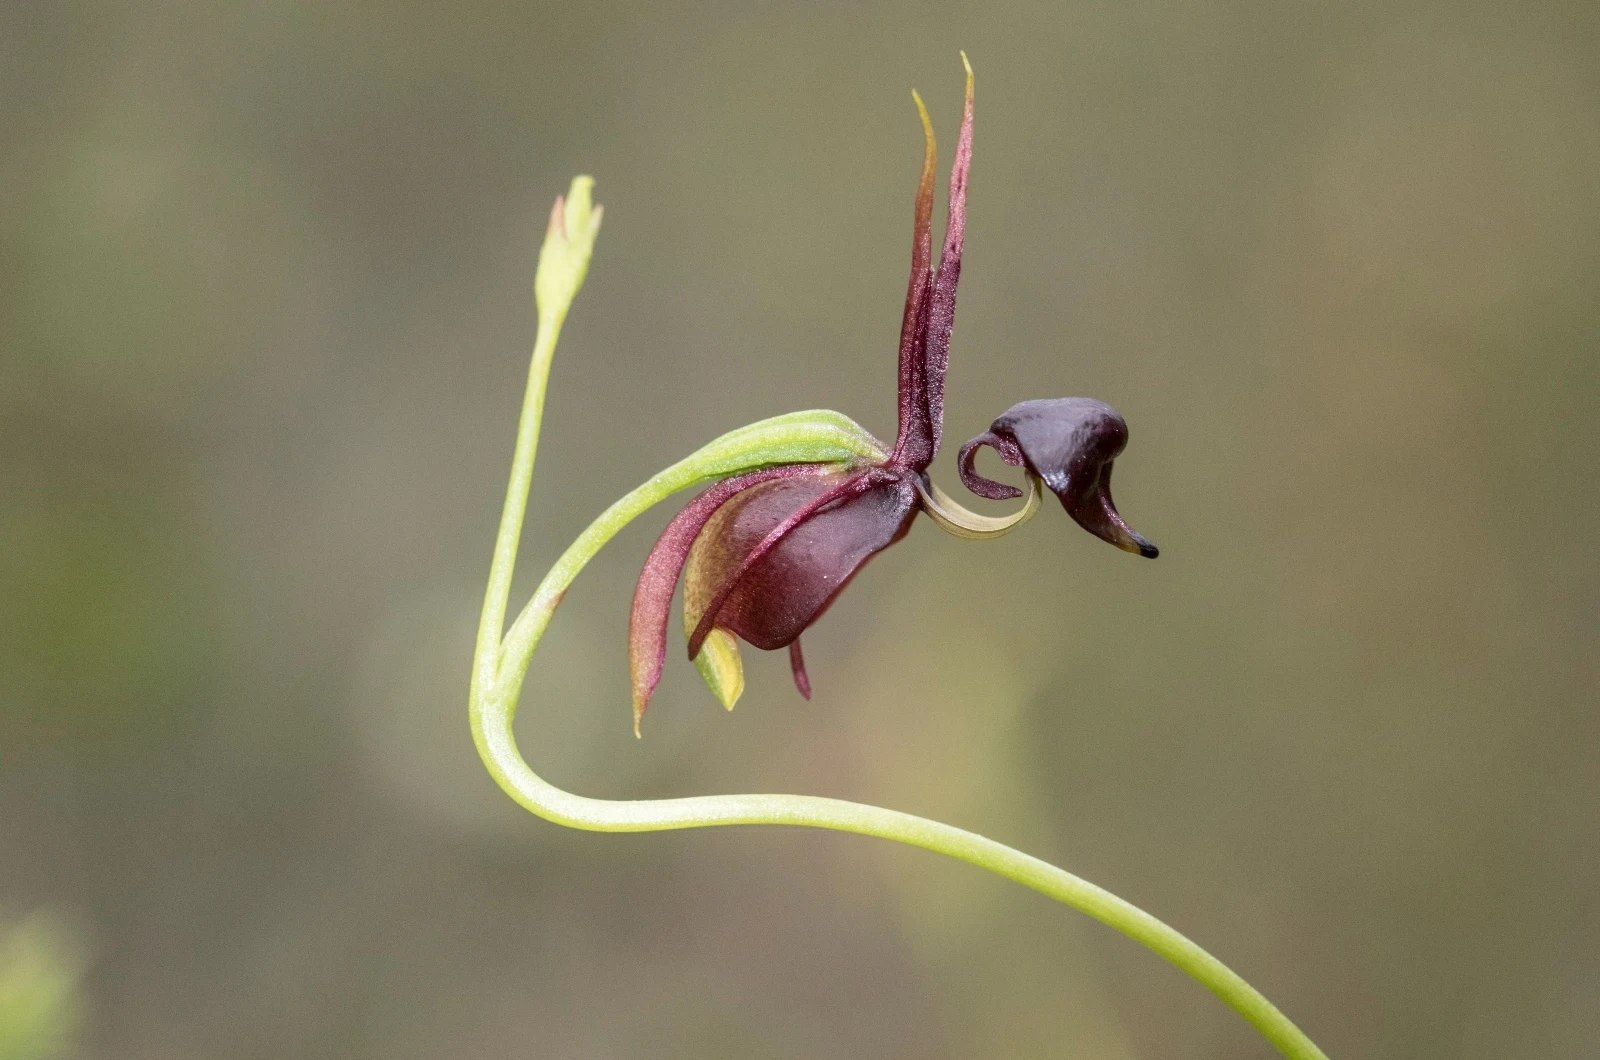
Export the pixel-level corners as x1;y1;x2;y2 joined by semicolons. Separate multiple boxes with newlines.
534;176;603;325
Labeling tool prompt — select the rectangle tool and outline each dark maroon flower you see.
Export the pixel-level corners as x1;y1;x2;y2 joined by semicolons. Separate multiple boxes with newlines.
627;59;1157;732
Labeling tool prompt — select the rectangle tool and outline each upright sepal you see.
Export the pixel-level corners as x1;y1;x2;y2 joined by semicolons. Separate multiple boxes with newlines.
922;51;974;461
891;90;938;469
891;53;973;472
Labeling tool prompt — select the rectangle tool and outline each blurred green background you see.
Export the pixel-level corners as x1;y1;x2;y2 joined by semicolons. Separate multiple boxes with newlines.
2;1;1597;1057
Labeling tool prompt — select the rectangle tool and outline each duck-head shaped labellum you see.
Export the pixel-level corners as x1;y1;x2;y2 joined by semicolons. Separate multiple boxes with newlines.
627;56;1158;734
958;399;1159;559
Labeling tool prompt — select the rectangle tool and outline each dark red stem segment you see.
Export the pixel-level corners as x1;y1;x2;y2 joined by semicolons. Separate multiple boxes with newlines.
629;464;831;728
789;639;812;700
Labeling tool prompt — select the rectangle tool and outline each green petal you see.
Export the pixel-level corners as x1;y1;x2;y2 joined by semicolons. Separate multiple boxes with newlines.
692;628;745;712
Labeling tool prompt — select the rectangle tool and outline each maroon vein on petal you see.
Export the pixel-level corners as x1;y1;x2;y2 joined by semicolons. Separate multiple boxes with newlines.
788;639;811;700
628;463;832;728
922;59;974;462
686;467;894;659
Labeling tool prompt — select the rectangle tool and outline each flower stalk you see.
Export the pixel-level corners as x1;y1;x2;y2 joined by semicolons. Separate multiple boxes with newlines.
471;162;1329;1058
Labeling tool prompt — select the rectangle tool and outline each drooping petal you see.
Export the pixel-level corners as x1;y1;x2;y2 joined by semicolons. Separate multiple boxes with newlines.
920;52;975;463
891;92;938;468
684;468;919;658
965;398;1158;558
629;463;833;733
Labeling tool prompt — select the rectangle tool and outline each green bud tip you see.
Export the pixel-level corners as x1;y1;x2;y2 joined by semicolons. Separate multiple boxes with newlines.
534;175;604;322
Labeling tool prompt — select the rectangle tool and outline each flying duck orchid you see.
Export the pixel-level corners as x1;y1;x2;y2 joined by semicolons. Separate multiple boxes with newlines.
471;60;1332;1060
627;57;1156;733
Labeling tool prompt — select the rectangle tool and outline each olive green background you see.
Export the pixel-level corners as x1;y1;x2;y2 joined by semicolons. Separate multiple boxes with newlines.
2;2;1596;1057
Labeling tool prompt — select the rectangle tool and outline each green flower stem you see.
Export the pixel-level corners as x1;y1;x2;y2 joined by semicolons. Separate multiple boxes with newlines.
470;178;1330;1060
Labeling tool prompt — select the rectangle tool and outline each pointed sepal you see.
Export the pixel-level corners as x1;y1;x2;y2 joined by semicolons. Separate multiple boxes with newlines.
922;52;975;461
892;55;976;472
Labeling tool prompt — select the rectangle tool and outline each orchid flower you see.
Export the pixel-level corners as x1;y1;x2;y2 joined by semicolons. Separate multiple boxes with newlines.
469;57;1330;1060
627;57;1156;733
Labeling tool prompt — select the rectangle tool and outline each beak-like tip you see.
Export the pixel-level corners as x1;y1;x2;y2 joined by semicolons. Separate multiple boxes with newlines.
1109;530;1158;558
1065;486;1158;560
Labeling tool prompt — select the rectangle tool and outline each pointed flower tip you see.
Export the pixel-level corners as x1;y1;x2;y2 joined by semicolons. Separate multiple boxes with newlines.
564;174;595;217
562;176;603;246
911;88;933;135
789;640;812;699
960;50;973;82
693;628;745;711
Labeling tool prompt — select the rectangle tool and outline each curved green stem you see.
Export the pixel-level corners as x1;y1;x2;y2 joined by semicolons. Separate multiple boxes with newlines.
470;179;1329;1060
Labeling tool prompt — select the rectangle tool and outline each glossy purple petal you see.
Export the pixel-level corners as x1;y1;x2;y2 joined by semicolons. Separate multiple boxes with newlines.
969;398;1158;558
684;469;919;657
629;464;833;728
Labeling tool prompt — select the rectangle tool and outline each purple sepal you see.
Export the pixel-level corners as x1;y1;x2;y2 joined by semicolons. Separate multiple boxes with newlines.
629;463;834;727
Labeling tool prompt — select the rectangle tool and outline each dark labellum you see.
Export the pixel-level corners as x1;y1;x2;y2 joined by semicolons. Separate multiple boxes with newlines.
959;399;1158;558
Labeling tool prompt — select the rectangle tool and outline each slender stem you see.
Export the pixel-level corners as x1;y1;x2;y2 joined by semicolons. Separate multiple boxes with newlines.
474;301;565;701
469;290;1330;1060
